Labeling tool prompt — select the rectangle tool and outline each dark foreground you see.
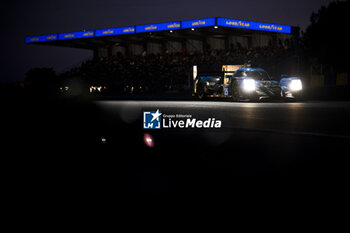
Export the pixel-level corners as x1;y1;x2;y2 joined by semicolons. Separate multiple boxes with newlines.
3;97;350;207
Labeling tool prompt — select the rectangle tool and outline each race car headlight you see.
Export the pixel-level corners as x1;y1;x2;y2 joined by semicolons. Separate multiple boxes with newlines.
242;79;256;92
289;79;302;91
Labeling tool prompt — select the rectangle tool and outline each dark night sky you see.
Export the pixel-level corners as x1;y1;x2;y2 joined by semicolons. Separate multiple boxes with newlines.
0;0;333;82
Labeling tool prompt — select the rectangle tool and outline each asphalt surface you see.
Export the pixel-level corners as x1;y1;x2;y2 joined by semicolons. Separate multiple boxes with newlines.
95;100;350;179
5;99;350;204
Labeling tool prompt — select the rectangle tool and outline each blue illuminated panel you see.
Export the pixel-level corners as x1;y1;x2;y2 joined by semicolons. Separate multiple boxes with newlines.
95;26;135;37
217;17;291;34
116;26;135;35
25;34;58;43
256;22;291;33
26;17;293;44
58;30;95;40
181;18;215;29
96;28;118;37
136;22;181;33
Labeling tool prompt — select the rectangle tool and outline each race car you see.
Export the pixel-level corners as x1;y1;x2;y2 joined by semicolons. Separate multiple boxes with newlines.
193;65;303;101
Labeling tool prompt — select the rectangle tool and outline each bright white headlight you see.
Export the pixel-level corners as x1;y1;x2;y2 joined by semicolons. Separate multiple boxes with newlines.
289;79;302;91
242;79;256;92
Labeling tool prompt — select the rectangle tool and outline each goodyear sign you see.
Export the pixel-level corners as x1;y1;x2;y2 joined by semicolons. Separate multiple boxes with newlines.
96;28;118;37
25;34;57;43
26;17;293;44
96;26;135;37
182;18;215;29
136;22;180;33
217;18;291;34
58;30;95;40
117;26;135;34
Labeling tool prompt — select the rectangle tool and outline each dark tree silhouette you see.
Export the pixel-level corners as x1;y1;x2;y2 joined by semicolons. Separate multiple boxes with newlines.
302;0;350;71
25;67;58;95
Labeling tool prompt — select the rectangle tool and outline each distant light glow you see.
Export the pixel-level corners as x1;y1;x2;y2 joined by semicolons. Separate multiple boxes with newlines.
144;133;154;148
193;65;198;80
90;85;104;93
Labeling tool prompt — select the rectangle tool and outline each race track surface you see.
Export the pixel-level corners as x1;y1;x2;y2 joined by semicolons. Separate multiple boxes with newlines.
97;100;350;139
5;99;350;203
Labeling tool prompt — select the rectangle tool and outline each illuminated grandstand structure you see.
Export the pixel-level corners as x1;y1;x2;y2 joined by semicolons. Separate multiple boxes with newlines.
25;17;299;58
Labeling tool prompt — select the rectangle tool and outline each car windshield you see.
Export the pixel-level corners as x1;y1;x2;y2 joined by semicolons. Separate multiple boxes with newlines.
243;71;271;80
